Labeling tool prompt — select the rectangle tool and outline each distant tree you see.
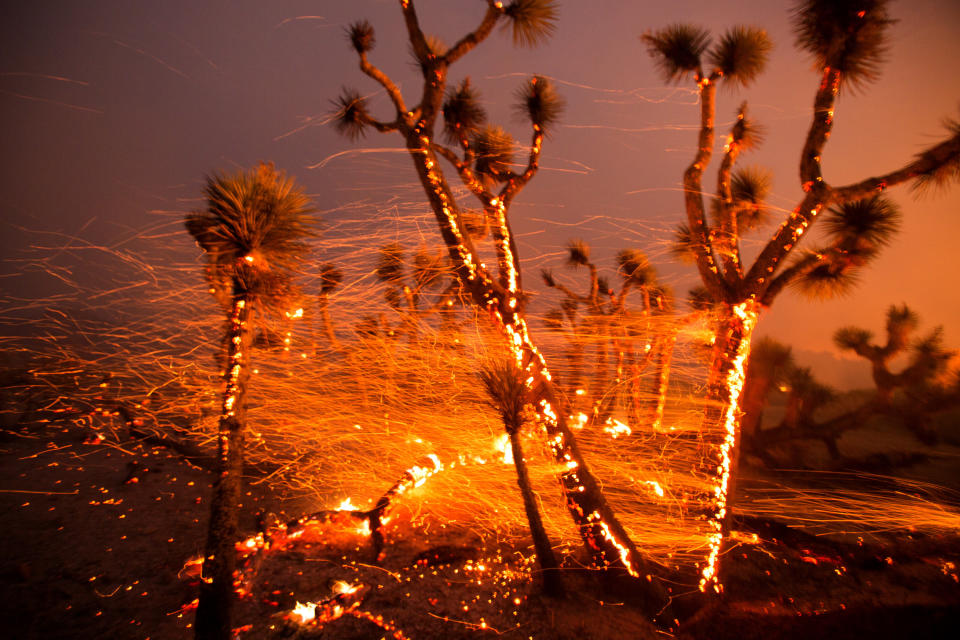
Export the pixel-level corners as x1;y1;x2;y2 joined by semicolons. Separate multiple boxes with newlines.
540;241;674;429
317;263;343;348
643;0;960;592
335;1;670;609
374;242;463;340
833;304;952;405
185;163;314;640
740;337;794;449
478;359;563;597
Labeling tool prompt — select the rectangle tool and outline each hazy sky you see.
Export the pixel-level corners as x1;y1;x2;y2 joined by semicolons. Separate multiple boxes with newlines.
2;0;959;384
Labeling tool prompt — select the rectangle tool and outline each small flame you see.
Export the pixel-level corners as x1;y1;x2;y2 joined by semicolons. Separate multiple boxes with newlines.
291;601;317;623
494;433;513;465
337;497;356;511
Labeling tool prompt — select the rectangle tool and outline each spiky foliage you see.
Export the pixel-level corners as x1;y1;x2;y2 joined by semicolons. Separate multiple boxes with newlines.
186;163;314;303
834;326;873;352
375;242;405;284
748;337;794;381
565;239;591;268
539;268;556;289
500;0;559;48
784;365;835;422
792;260;861;300
885;303;919;352
331;88;369;141
669;223;699;265
729;103;766;150
347;20;375;54
472;125;515;182
412;247;447;291
642;24;711;83
479;359;528;434
514;75;565;133
913;113;960;194
731;166;773;231
319;263;343;295
616;249;656;286
792;0;894;90
823;195;901;250
708;26;773;87
442;78;487;145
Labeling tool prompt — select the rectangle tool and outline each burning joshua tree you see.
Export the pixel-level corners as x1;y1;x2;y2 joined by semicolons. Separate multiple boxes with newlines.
186;163;315;640
643;0;960;592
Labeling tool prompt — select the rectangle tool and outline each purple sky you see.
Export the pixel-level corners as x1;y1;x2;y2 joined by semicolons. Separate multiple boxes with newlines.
2;0;959;386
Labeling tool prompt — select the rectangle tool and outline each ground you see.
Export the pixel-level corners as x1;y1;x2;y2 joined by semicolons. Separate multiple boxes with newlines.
2;420;959;640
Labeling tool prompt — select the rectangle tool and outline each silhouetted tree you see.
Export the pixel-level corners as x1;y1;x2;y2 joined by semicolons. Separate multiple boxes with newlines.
644;0;960;592
186;163;314;640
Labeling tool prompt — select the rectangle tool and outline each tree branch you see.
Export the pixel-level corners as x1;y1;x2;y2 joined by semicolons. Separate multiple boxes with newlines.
358;52;409;121
684;75;727;299
444;2;502;65
832;132;960;203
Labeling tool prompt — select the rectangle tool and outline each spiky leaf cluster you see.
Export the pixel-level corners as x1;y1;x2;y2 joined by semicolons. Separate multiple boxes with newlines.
442;78;487;145
747;337;794;382
375;243;405;284
792;0;894;90
885;303;919;351
186;163;314;303
823;195;901;259
833;326;873;352
540;268;557;288
616;249;656;286
913;113;960;194
319;263;343;295
669;223;699;265
642;24;711;83
731;166;772;230
412;247;447;291
792;260;861;300
687;285;714;311
478;359;530;433
730;103;766;150
514;75;564;133
566;239;591;268
501;0;559;48
472;125;515;181
708;26;772;87
347;20;375;54
332;88;369;141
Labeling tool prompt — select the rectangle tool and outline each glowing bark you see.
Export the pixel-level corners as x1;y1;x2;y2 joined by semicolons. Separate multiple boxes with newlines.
195;286;254;640
697;300;758;593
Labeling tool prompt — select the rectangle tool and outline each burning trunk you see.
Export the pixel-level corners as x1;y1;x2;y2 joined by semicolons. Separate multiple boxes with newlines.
195;288;254;640
406;142;670;613
697;300;758;593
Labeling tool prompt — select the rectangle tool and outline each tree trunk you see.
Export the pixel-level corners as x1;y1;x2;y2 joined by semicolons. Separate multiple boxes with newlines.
697;300;759;594
405;140;670;614
646;332;676;431
195;290;254;640
510;432;563;597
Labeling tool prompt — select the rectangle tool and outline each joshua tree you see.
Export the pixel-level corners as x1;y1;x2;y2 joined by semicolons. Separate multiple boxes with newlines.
834;303;955;442
317;263;342;348
478;359;563;597
540;241;672;429
334;1;670;610
833;303;949;404
185;163;314;640
740;337;795;450
374;242;462;339
644;0;960;592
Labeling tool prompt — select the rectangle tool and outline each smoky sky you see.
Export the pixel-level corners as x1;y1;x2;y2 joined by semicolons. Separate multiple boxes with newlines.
2;0;959;381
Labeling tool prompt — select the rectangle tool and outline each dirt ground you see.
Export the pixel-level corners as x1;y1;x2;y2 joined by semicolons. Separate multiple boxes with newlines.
2;421;959;640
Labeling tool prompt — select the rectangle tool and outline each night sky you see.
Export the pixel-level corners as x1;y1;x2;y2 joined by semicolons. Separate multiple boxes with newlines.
2;0;959;388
